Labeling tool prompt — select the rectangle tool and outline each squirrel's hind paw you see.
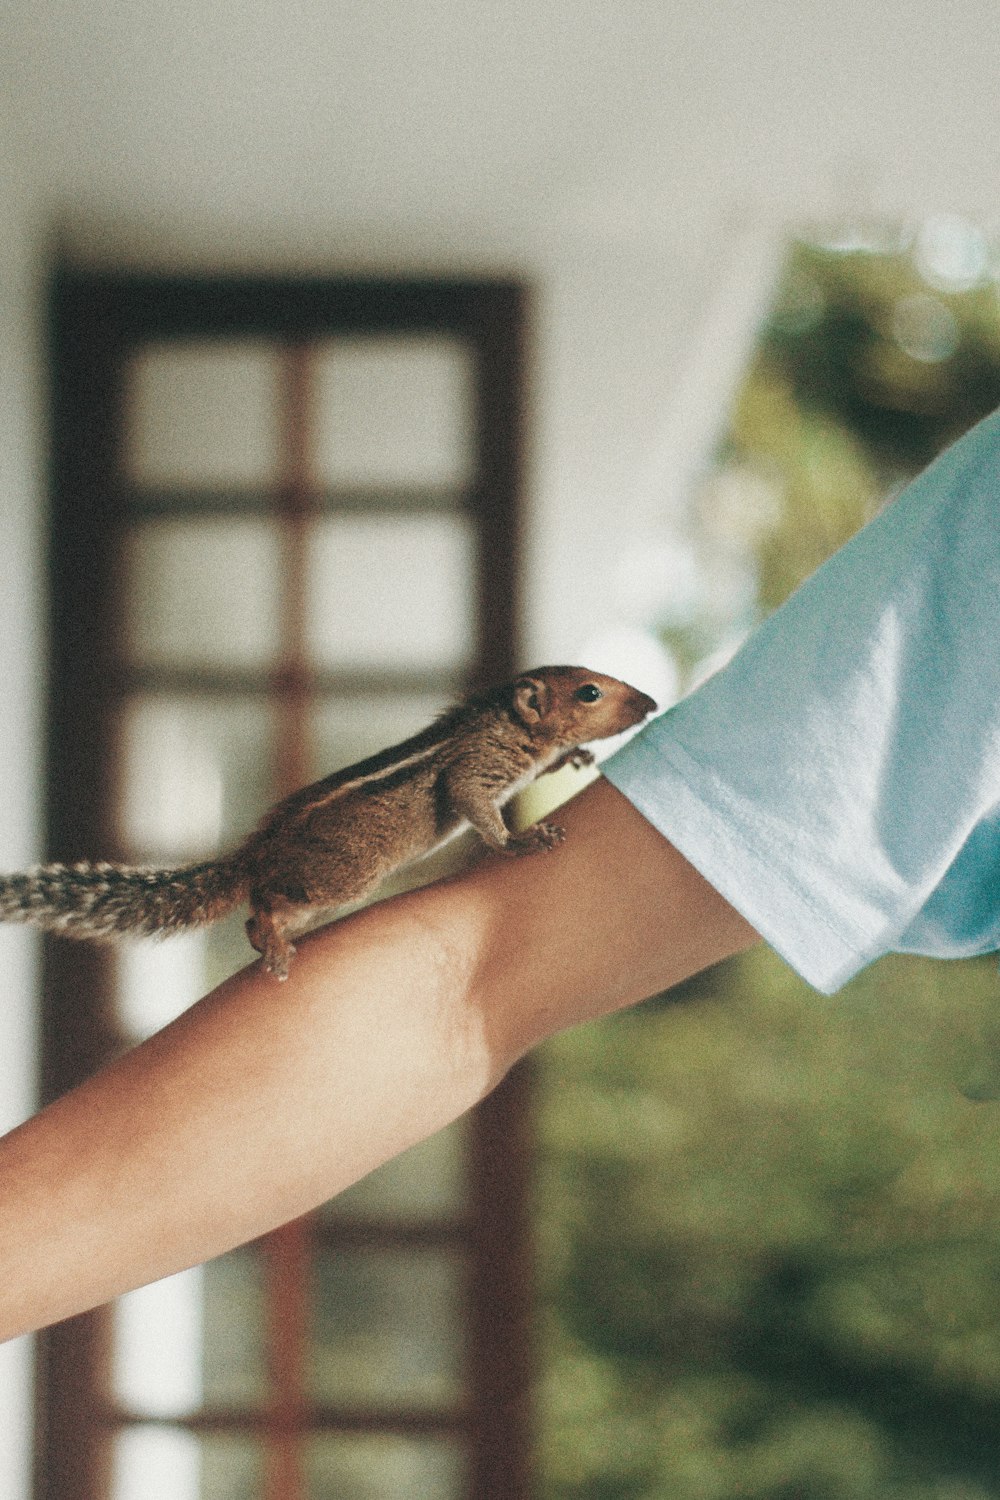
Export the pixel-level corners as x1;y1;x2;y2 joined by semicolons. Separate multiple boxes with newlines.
246;910;296;981
510;821;565;854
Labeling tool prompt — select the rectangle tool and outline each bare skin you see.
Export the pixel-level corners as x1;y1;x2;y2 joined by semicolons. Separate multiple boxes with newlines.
0;780;758;1344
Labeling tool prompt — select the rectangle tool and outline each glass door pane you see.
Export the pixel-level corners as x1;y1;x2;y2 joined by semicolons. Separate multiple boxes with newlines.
111;1428;264;1500
311;693;450;778
308;1246;466;1410
121;518;283;671
125;340;281;490
319;1120;467;1226
314;335;474;490
112;1248;269;1416
305;514;476;673
307;1435;463;1500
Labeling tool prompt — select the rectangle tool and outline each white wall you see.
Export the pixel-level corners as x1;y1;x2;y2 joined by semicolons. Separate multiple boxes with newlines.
13;0;999;662
12;0;1000;671
0;152;43;1500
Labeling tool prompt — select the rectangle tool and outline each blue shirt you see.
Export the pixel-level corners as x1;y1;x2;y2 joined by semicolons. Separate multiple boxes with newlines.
604;409;1000;993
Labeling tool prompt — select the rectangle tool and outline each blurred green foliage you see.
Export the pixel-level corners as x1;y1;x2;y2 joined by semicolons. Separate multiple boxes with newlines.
734;233;1000;616
537;229;1000;1498
538;950;1000;1499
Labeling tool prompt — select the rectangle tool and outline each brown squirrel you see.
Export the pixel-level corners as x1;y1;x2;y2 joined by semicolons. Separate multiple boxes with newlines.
0;667;656;979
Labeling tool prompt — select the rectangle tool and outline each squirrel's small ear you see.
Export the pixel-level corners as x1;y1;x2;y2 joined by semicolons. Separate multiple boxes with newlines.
512;675;550;725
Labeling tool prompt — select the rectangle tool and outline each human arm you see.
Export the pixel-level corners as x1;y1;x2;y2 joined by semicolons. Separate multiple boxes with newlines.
0;777;758;1343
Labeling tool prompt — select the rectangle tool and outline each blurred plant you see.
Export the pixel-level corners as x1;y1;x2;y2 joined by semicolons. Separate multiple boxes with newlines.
654;226;1000;689
538;220;1000;1499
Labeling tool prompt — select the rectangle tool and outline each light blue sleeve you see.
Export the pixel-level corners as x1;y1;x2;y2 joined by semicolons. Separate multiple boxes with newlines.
603;409;1000;994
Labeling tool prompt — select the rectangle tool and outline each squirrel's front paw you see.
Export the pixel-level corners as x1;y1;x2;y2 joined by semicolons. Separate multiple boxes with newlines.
512;821;565;853
545;747;597;775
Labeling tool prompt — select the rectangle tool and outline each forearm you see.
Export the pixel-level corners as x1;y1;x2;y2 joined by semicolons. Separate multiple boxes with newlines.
0;780;757;1341
0;891;496;1343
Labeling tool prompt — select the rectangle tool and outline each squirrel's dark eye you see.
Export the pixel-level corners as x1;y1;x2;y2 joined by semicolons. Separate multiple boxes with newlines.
575;684;603;703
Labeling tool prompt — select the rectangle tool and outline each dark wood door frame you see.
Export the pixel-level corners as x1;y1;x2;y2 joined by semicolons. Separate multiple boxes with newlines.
37;267;534;1500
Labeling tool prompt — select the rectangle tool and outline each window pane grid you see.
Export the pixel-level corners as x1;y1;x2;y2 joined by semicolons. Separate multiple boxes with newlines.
110;325;481;1464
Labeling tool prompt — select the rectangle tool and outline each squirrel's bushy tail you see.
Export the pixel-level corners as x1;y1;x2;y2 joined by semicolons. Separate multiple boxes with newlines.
0;857;249;940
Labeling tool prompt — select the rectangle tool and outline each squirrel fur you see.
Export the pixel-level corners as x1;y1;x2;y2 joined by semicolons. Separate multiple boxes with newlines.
0;666;656;979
